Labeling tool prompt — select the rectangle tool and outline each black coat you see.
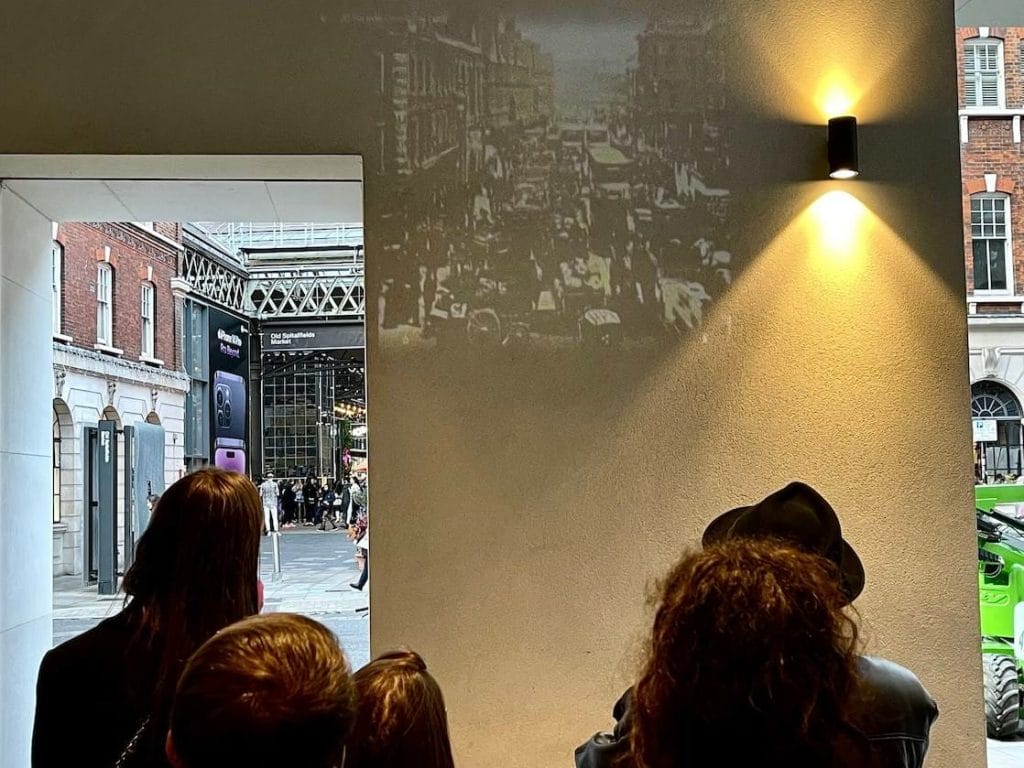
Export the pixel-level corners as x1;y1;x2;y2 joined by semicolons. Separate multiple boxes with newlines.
303;482;319;505
32;611;168;768
574;656;938;768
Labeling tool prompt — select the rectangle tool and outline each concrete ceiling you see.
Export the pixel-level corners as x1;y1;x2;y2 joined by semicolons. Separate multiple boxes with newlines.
0;155;363;223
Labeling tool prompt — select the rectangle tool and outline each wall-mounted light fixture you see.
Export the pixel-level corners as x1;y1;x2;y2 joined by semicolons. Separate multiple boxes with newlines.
827;116;859;180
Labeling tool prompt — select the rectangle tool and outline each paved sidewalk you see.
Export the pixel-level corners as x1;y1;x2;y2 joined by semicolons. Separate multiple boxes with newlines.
988;736;1024;768
52;528;370;668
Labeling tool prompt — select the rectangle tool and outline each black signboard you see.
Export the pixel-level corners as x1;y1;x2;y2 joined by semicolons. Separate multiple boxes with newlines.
209;308;249;474
263;323;365;352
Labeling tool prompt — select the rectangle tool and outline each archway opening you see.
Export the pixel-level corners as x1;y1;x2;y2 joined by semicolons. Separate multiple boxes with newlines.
51;399;77;577
972;380;1023;482
100;405;122;429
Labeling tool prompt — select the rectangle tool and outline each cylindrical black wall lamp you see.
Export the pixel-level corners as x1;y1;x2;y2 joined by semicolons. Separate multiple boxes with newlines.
827;116;859;179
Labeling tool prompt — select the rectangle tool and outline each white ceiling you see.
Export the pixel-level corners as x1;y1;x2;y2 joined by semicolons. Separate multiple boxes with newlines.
0;155;363;223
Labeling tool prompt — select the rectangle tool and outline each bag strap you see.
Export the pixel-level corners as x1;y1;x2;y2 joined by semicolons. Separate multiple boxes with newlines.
114;716;150;768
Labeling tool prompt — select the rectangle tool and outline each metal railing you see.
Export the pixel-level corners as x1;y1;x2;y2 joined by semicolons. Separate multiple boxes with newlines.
181;246;248;313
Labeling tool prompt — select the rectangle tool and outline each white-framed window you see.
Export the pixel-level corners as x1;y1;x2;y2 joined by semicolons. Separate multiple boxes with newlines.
96;263;113;345
51;241;63;335
971;194;1013;293
140;281;155;359
52;411;61;524
964;38;1005;108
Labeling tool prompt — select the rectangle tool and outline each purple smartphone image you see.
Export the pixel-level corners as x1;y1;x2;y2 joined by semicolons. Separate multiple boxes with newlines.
213;371;246;444
214;446;246;473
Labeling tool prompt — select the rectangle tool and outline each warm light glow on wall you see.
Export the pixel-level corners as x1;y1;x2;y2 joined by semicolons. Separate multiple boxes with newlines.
805;191;870;270
815;70;860;123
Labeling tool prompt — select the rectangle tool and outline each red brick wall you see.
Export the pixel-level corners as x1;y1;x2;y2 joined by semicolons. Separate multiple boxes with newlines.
958;28;1024;303
154;222;182;241
56;222;180;367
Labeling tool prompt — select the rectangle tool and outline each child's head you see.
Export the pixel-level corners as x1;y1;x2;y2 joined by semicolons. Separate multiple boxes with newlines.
167;613;354;768
346;650;455;768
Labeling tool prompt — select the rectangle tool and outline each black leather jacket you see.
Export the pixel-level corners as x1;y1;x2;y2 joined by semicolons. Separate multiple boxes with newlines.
574;656;938;768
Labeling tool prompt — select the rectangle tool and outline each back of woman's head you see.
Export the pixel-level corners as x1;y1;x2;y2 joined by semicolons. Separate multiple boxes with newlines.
125;468;262;621
122;469;262;717
347;650;455;768
632;539;863;768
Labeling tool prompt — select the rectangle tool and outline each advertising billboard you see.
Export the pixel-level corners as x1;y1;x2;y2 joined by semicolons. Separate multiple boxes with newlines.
209;307;249;473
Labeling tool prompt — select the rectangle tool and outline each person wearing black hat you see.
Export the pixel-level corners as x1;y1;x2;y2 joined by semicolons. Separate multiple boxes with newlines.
574;482;938;768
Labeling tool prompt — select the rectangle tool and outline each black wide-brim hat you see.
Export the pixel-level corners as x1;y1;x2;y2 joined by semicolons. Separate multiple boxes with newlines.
702;481;865;603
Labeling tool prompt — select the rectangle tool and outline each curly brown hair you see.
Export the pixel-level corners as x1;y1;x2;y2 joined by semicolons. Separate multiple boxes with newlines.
632;539;870;768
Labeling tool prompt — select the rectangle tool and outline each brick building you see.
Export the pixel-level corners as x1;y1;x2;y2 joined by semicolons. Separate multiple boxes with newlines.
347;11;554;207
51;221;189;575
483;16;555;130
959;26;1024;480
633;8;727;180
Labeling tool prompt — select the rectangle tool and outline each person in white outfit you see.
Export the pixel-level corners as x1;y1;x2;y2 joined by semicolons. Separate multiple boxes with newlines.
259;472;280;535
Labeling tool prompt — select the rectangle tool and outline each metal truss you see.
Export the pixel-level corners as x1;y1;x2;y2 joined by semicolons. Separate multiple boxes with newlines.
245;269;365;320
196;222;364;252
181;246;247;313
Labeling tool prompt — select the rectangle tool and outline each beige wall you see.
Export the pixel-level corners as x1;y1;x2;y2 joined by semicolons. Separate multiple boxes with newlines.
0;1;983;767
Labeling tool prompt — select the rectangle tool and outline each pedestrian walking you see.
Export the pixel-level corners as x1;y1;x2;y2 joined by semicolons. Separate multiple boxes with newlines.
345;475;361;525
349;512;368;591
349;476;369;591
303;476;319;526
259;472;280;535
295;482;305;524
316;483;336;530
280;480;297;527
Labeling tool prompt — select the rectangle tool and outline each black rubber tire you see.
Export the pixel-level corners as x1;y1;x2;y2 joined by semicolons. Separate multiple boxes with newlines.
984;653;1021;739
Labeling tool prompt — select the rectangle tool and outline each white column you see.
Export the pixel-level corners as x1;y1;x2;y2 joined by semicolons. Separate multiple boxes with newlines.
0;184;55;767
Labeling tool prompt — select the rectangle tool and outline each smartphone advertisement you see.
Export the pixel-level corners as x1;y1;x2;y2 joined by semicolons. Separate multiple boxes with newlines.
209;307;249;474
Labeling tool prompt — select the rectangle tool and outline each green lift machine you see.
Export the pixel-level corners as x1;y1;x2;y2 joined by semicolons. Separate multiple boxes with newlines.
977;484;1024;738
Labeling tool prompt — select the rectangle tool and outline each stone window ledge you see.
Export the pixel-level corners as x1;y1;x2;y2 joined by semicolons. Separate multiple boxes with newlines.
53;333;74;344
94;343;124;356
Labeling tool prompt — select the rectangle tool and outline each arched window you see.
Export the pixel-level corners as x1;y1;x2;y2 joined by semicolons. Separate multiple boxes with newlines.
970;193;1012;294
973;380;1021;419
964;37;1005;108
972;381;1024;480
